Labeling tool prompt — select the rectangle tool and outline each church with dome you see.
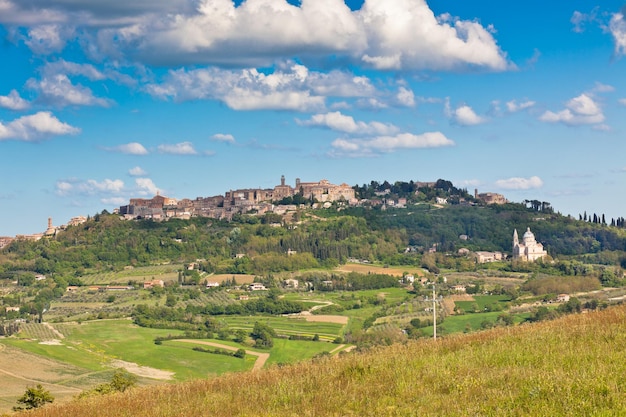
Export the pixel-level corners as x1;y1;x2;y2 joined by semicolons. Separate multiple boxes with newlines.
512;227;547;262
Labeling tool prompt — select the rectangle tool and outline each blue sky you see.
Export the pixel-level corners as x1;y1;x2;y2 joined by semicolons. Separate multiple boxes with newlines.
1;0;625;236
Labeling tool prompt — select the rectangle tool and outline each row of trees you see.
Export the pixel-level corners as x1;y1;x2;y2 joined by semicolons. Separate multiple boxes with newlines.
133;294;305;330
579;211;626;229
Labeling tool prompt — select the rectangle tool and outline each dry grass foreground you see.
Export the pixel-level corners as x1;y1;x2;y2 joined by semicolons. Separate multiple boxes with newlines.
17;305;626;417
0;345;83;412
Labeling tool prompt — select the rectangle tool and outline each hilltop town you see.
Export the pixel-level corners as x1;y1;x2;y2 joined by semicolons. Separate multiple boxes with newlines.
117;176;507;222
0;176;508;248
118;176;357;221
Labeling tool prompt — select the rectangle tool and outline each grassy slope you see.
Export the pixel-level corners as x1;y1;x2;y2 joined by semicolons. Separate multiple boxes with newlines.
2;320;252;381
23;305;626;417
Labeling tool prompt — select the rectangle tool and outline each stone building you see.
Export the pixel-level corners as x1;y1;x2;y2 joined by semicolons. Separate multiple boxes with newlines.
272;175;293;200
475;189;508;205
512;227;547;262
294;178;355;202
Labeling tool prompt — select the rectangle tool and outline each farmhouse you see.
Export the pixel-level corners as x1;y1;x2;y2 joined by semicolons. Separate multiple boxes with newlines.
473;251;504;263
556;294;570;303
144;280;165;289
249;283;267;291
284;279;299;289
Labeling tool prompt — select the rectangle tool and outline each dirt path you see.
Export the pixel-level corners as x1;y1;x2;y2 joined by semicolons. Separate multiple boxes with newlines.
328;344;346;354
288;300;349;325
177;340;269;371
308;301;333;311
43;322;65;339
110;360;175;380
0;368;82;394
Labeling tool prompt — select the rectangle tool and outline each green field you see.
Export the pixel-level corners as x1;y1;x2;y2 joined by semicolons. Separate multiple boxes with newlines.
3;320;254;381
454;294;512;312
79;264;184;285
1;314;351;410
266;338;341;366
219;316;345;339
434;311;529;335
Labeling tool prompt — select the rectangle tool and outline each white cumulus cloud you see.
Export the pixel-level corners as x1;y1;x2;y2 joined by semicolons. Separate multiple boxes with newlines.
0;111;79;141
146;64;378;112
85;179;125;193
540;93;604;126
298;111;399;136
495;176;544;190
609;11;626;56
55;181;73;195
445;99;487;126
330;131;454;157
72;0;509;71
506;100;535;112
358;1;510;71
25;24;73;54
26;73;112;108
570;10;598;34
55;178;125;196
0;0;510;71
395;87;415;107
157;141;197;155
135;178;161;196
107;142;148;155
211;133;235;143
0;90;30;110
128;166;147;176
41;60;106;80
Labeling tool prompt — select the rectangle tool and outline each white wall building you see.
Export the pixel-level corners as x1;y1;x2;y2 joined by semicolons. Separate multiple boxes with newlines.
512;227;547;262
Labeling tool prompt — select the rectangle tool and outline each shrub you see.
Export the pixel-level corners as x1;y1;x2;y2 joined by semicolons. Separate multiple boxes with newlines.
13;384;54;411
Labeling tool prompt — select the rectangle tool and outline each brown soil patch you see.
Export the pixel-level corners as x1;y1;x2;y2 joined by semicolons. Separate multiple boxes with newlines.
207;274;256;284
298;315;349;325
110;360;174;380
334;263;424;277
442;294;475;315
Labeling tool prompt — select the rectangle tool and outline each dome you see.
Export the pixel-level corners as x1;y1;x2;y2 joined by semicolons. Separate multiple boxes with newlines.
523;227;534;238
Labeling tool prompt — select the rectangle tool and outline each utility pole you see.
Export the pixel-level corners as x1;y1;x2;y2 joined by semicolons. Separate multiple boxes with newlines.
432;283;436;340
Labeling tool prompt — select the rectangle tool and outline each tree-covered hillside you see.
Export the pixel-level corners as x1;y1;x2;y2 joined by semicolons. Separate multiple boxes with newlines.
2;186;626;279
0;213;404;277
337;203;626;257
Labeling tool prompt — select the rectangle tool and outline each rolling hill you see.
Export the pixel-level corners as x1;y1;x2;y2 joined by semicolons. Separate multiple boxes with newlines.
19;304;626;417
